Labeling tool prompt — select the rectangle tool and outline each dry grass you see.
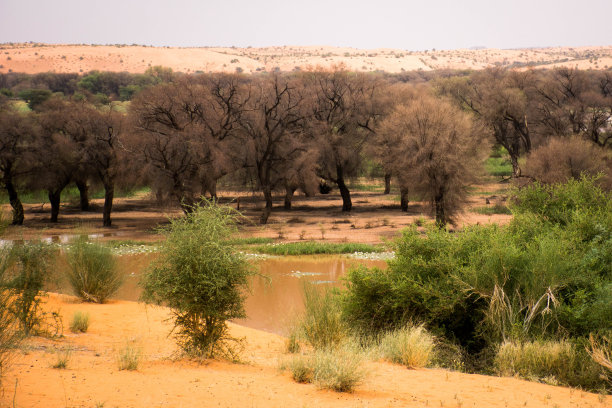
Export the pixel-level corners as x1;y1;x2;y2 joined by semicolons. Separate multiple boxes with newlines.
379;325;436;368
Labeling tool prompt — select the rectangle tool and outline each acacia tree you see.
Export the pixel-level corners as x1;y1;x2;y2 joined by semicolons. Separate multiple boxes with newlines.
305;68;384;211
0;104;36;224
238;74;310;223
437;68;533;178
378;93;488;226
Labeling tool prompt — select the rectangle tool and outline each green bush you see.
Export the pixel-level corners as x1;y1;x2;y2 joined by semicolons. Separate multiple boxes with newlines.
1;242;54;336
340;177;612;390
66;239;122;303
379;325;436;368
69;311;90;333
140;202;253;359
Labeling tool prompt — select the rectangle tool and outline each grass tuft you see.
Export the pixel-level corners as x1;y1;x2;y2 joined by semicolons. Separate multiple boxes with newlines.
69;311;90;333
117;342;141;371
52;349;71;369
379;325;436;368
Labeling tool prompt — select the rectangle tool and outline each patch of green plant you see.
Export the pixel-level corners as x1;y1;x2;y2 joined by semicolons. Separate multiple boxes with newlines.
485;157;512;177
69;311;90;333
298;284;347;350
225;237;276;246
140;201;254;359
254;241;383;255
472;204;512;215
104;240;156;249
65;239;122;303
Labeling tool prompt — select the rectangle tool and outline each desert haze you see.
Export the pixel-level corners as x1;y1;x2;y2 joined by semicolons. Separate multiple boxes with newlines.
1;43;612;74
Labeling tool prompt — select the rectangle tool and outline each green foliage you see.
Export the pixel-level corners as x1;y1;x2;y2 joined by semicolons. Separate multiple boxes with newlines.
379;325;436;368
485;157;512;177
1;242;54;336
66;239;122;303
17;89;52;109
69;311;90;333
472;204;512;215
341;177;612;390
140;201;253;359
255;241;383;255
0;248;20;385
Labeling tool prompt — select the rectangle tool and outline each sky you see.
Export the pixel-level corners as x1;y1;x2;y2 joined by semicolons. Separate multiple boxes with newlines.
1;0;611;51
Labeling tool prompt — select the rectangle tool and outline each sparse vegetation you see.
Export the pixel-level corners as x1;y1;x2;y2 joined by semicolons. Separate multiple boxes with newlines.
254;241;383;256
117;342;141;371
379;325;436;368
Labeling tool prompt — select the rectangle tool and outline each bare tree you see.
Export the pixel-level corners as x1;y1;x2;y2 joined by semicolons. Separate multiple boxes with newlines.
238;74;310;223
304;67;385;211
378;93;488;226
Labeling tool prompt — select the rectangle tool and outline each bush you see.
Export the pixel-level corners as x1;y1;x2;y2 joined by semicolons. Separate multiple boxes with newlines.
140;202;253;358
66;239;122;303
0;248;20;386
1;242;54;336
379;325;435;368
69;311;90;333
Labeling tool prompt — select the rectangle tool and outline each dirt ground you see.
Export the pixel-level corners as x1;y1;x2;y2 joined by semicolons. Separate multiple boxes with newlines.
1;293;609;408
1;182;512;244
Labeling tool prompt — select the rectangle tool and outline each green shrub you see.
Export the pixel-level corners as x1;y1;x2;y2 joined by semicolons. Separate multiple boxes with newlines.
379;325;435;368
140;201;253;359
66;239;122;303
69;311;90;333
117;343;141;371
1;242;54;336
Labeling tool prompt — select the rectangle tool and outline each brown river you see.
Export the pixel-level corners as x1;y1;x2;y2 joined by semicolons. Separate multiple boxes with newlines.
49;253;387;335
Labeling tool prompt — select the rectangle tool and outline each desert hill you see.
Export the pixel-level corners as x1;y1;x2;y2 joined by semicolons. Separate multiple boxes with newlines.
1;43;611;74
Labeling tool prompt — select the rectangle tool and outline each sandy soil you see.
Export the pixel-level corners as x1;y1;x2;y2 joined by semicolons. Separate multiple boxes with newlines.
1;293;609;408
1;182;512;244
1;43;611;75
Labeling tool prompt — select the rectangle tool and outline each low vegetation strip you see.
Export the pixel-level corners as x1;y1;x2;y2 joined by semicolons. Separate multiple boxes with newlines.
254;241;384;256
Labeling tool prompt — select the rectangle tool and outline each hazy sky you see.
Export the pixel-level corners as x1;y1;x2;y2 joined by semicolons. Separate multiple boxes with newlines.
1;0;611;50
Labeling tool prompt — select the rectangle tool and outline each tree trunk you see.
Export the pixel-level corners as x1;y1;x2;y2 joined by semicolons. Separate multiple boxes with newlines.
434;193;446;228
284;187;295;210
384;173;391;195
48;189;62;223
102;182;114;227
400;187;409;212
336;165;352;212
260;186;273;224
4;175;24;225
75;179;90;211
510;154;521;178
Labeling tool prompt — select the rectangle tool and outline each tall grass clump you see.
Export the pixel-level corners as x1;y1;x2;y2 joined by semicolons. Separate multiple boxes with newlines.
298;283;347;350
379;325;435;368
141;201;253;359
66;238;122;303
69;311;90;333
117;342;141;371
285;344;367;392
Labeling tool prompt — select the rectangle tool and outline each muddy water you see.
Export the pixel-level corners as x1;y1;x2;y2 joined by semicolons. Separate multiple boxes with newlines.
52;253;386;335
